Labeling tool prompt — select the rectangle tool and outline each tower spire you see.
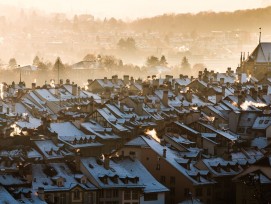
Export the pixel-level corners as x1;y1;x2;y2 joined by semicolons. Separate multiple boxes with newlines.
259;27;262;43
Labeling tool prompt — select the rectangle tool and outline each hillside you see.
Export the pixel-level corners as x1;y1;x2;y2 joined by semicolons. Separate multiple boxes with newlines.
131;6;271;33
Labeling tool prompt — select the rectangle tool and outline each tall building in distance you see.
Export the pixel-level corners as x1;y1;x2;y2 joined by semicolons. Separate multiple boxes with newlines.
238;42;271;79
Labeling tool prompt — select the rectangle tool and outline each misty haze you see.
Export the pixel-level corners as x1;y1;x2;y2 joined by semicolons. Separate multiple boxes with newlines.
0;1;271;204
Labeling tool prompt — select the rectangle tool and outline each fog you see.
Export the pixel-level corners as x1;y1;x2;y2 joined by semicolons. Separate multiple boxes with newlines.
0;3;271;86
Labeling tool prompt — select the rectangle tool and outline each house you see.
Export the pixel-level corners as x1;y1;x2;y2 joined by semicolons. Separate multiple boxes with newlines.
118;136;215;204
232;154;271;204
32;163;97;204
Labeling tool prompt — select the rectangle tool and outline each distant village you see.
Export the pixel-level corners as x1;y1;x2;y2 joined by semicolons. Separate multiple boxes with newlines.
0;42;271;204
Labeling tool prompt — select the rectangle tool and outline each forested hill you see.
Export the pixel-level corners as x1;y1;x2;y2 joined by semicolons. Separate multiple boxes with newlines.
131;6;271;33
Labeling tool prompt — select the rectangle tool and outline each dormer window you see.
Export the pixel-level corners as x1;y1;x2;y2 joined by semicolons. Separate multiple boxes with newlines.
81;178;87;184
57;180;63;187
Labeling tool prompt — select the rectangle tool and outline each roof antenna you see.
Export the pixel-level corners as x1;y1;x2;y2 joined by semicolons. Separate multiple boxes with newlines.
259;27;262;43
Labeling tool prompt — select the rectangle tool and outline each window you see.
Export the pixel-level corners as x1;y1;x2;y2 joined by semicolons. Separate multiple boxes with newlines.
237;127;245;133
207;188;211;196
60;193;65;204
184;188;190;197
57;180;63;187
132;190;139;200
170;176;175;185
98;190;104;198
106;190;112;198
112;189;118;197
265;120;270;124
146;157;149;161
247;118;251;122
259;120;264;124
87;193;93;203
124;190;131;200
160;176;166;183
73;190;81;200
144;193;158;201
156;163;160;170
196;188;202;197
129;151;136;155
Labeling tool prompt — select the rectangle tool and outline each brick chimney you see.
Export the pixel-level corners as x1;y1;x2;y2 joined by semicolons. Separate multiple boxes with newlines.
220;78;225;85
75;151;81;172
103;77;108;84
142;82;150;95
163;149;167;158
186;91;193;103
198;71;203;81
32;83;36;90
72;84;78;96
66;79;70;85
104;155;110;170
222;85;226;97
123;75;129;85
162;90;169;106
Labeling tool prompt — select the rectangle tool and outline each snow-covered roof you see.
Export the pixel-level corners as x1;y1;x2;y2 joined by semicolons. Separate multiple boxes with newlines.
0;186;19;203
115;157;169;193
81;157;145;189
139;136;215;185
252;116;271;130
32;163;96;192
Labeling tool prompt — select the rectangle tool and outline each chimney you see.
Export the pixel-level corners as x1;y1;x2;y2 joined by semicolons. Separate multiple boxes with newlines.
78;86;81;98
123;75;129;85
186;91;193;103
250;88;258;101
72;84;78;96
142;82;150;95
32;83;36;90
6;107;9;114
262;85;268;95
238;94;243;107
75;151;81;172
103;77;108;84
162;90;169;106
152;79;159;89
210;78;213;84
38;187;45;201
88;79;93;85
0;105;3;113
163;149;167;158
60;79;63;85
104;155;110;170
198;71;202;81
220;78;225;85
216;93;223;103
112;75;118;84
130;77;134;84
222;85;226;97
66;79;70;85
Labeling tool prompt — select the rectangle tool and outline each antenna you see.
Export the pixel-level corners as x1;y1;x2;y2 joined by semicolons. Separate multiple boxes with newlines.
259;27;262;43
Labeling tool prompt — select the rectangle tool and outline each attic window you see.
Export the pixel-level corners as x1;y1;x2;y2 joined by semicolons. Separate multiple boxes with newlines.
259;120;264;124
57;180;63;187
264;120;269;124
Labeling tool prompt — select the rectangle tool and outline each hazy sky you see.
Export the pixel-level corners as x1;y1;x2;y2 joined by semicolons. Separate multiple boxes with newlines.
1;0;271;19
